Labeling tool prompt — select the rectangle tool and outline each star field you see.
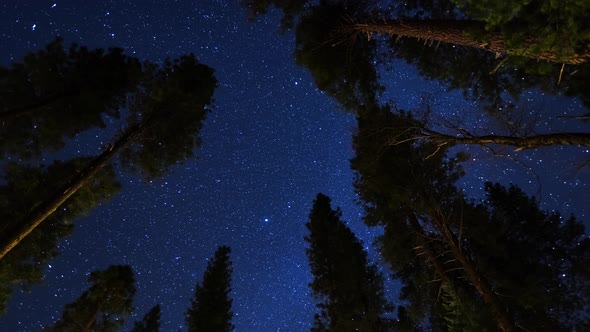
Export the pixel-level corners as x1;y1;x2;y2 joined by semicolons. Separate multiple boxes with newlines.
1;1;589;331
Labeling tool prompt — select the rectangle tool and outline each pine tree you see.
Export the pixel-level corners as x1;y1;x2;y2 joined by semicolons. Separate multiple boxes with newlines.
186;246;234;332
45;265;136;332
351;105;513;331
0;53;217;260
305;193;391;332
131;304;161;332
351;104;590;330
0;159;120;314
0;37;142;159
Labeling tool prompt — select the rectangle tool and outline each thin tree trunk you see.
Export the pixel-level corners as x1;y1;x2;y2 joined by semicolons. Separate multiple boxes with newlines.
82;305;101;332
426;132;590;150
0;121;144;260
352;20;590;64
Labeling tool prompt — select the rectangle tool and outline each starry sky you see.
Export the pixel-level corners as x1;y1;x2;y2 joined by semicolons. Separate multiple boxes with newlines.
0;1;588;331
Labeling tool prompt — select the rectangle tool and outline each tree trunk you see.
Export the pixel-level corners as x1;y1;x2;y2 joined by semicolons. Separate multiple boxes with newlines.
82;305;101;332
0;121;144;260
352;20;590;64
430;210;515;332
407;210;515;332
426;132;590;150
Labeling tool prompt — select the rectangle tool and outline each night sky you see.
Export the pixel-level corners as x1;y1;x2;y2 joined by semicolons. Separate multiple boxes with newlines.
1;1;589;331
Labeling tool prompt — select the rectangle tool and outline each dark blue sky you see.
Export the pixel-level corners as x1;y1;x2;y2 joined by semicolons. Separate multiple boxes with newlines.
1;1;588;331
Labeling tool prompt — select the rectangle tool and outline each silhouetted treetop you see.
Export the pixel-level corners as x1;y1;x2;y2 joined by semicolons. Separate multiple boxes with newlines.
122;54;217;179
0;37;143;159
306;193;392;331
131;304;161;332
45;265;136;332
186;246;234;332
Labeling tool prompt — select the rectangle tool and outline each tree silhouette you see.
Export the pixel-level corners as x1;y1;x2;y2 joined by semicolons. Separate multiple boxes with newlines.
294;1;382;111
461;183;590;330
351;105;513;331
305;193;392;332
45;265;136;332
245;0;590;114
351;105;590;330
186;246;234;332
0;53;217;260
0;159;120;314
131;304;161;332
0;37;142;159
246;0;590;64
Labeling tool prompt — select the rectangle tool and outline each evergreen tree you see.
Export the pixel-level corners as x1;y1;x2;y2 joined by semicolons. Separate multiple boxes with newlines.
351;105;590;330
305;193;391;332
294;1;383;111
0;37;142;159
245;0;590;113
131;304;161;332
461;183;590;330
186;246;234;332
0;53;217;260
246;0;590;64
0;159;120;314
45;265;136;332
351;105;512;331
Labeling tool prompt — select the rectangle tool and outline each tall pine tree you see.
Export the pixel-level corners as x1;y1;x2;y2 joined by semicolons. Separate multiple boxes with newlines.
0;53;217;260
305;193;391;332
186;246;234;332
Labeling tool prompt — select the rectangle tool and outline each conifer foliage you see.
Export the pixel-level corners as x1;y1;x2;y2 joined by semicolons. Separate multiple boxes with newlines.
45;265;136;332
186;246;234;332
131;304;161;332
305;193;391;332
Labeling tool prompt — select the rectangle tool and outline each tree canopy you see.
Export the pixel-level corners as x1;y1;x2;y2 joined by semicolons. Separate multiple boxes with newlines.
0;37;142;159
351;105;590;330
0;49;217;262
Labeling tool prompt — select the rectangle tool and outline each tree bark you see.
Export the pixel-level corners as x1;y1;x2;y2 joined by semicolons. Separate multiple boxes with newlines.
426;132;590;150
352;20;590;65
430;210;515;332
407;210;515;332
0;121;144;260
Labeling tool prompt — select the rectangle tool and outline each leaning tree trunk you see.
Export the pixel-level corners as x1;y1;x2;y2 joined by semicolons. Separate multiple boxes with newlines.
406;210;515;332
426;132;590;150
0;121;144;260
352;20;590;65
430;210;515;332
